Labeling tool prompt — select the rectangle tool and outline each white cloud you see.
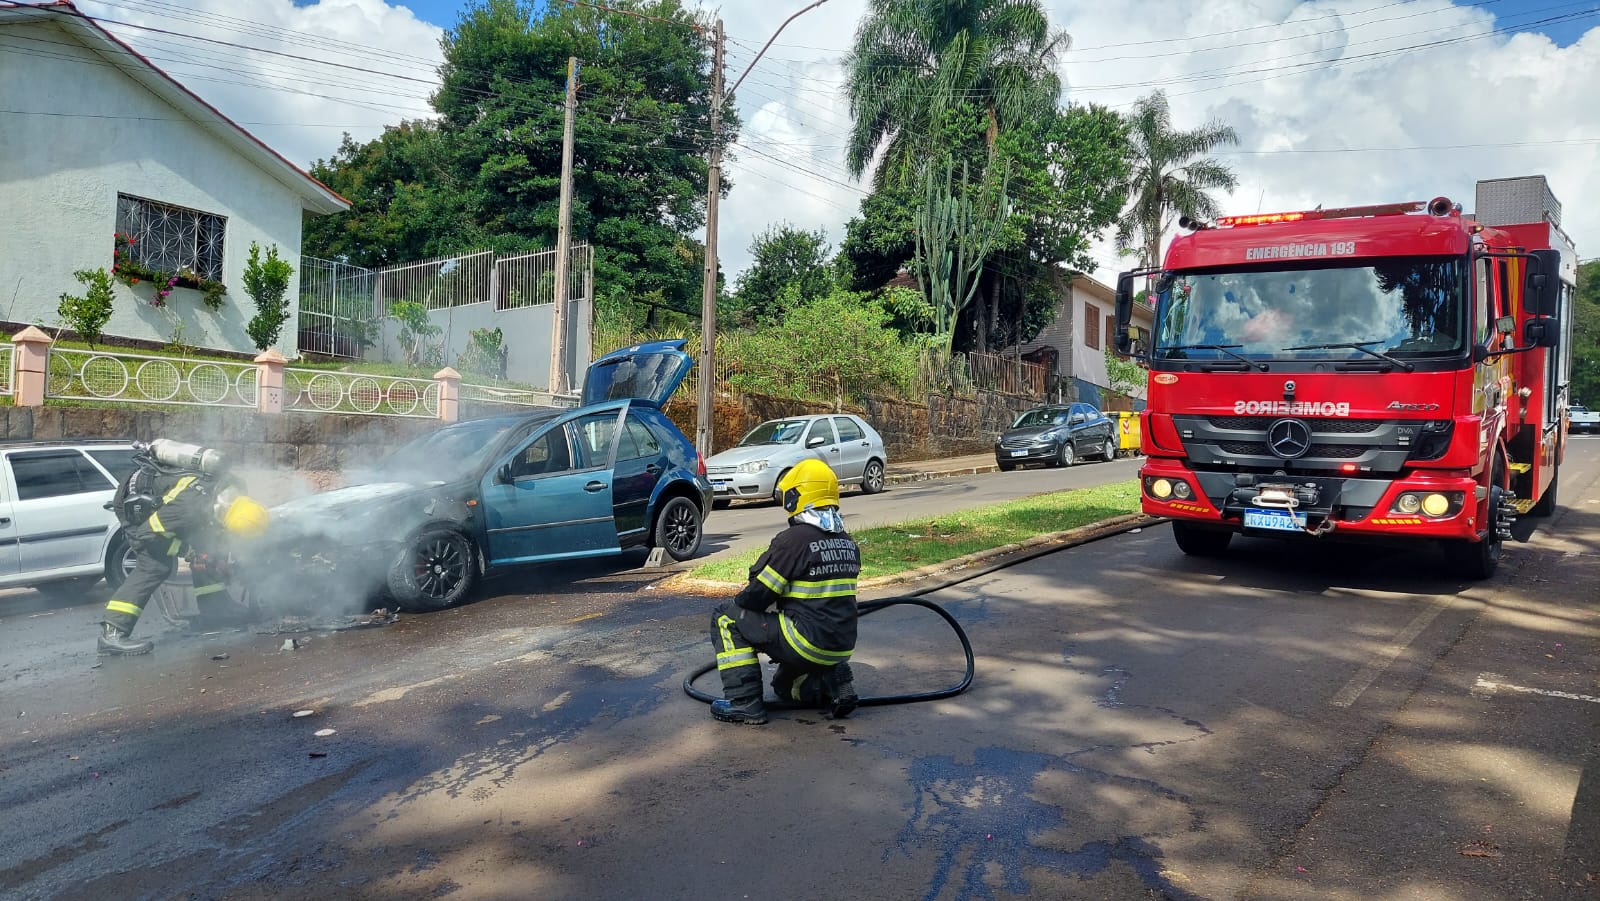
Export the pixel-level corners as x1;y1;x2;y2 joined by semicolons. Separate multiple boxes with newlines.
77;0;1600;283
78;0;443;170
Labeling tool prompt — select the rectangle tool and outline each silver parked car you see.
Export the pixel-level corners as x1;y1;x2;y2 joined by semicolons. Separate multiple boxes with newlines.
0;439;142;594
705;414;888;506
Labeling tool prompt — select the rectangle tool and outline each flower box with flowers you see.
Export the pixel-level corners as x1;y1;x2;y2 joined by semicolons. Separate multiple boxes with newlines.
112;232;227;309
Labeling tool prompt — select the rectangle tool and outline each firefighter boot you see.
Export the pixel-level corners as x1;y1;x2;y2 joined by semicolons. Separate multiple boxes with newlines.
827;662;858;719
97;621;153;656
710;696;768;725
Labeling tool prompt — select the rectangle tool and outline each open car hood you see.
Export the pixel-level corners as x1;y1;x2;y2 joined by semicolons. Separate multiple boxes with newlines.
581;339;693;407
270;482;429;523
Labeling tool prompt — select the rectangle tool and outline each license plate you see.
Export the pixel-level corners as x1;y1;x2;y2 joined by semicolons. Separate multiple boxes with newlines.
712;481;731;492
1243;508;1306;532
1009;449;1028;457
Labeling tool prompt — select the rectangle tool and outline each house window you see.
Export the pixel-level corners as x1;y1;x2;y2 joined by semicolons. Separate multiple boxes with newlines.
1084;302;1102;350
115;194;226;281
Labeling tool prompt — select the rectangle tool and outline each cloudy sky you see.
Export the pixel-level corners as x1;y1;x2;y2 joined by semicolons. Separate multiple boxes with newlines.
62;0;1600;284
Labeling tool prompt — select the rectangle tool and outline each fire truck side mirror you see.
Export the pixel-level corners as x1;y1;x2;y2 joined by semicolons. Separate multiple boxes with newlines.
1523;318;1558;349
1114;273;1135;356
1525;249;1561;317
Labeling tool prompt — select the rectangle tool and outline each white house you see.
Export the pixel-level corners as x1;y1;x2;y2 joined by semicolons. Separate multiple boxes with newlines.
0;1;348;355
1013;271;1155;410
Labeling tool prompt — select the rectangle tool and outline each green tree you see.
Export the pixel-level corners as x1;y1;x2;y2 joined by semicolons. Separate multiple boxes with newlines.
302;121;480;267
303;0;732;317
843;0;1067;189
1573;259;1600;407
243;243;295;350
733;224;835;322
1116;90;1240;269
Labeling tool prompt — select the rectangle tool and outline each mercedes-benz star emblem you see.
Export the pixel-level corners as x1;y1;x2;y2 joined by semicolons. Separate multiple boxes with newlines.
1267;418;1312;459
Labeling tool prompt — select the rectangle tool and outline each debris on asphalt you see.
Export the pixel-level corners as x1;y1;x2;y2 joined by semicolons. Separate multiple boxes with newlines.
211;653;229;661
308;751;327;758
281;639;300;652
257;609;399;635
293;709;316;718
1461;840;1502;858
314;728;336;737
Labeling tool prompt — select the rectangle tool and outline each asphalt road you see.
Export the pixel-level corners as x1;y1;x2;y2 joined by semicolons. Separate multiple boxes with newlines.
2;442;1598;900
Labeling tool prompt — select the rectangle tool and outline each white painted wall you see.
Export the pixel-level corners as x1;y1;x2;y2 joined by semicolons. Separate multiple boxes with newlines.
1018;274;1153;401
369;299;593;392
0;20;312;355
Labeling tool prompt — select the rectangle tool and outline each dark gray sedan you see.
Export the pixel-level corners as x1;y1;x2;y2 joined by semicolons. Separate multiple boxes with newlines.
994;403;1117;469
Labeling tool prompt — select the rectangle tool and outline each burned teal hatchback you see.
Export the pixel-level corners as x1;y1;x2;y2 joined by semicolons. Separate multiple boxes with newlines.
261;341;712;612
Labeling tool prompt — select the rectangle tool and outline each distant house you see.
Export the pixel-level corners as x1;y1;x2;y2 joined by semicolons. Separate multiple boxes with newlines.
0;1;348;355
1013;271;1155;410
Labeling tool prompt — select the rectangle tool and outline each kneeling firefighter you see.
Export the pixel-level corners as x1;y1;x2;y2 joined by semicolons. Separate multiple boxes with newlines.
97;439;271;656
708;459;860;725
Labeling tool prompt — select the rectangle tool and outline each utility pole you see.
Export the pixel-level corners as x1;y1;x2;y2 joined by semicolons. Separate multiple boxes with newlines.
695;1;830;456
550;56;579;396
695;20;722;457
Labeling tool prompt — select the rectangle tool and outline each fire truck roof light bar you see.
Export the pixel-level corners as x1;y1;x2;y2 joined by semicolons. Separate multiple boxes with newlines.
1217;201;1427;228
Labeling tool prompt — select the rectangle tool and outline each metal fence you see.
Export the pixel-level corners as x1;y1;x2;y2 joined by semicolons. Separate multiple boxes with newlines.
375;249;495;312
494;244;592;311
282;367;441;418
967;351;1050;398
0;344;13;395
298;257;378;358
299;246;595;360
45;348;259;407
459;381;577;410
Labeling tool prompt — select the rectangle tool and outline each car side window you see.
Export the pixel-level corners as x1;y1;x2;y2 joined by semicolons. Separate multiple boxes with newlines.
509;428;574;480
834;417;864;442
805;419;836;447
87;449;139;482
572;411;621;469
9;451;112;500
619;415;661;461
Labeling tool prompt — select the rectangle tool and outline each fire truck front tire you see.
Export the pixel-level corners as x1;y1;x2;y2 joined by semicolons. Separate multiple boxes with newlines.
1442;483;1505;580
1172;521;1232;557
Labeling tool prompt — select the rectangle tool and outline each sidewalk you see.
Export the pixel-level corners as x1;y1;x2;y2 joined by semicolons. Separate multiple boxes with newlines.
885;452;1000;485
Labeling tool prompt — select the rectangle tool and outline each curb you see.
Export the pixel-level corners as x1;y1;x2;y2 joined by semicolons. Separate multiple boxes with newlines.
655;512;1166;598
858;513;1163;596
885;463;1000;485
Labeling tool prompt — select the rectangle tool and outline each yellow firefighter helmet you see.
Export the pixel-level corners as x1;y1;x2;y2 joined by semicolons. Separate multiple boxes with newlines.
777;458;840;514
222;496;271;538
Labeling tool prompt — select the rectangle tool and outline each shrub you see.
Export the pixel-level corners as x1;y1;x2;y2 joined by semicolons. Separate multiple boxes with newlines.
456;326;506;378
58;268;116;346
243;242;294;350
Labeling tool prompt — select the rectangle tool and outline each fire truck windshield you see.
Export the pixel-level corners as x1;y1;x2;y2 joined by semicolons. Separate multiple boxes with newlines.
1151;257;1468;367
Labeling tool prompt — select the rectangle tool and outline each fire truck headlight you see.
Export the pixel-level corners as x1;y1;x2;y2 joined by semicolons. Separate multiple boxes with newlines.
1421;493;1452;517
1396;493;1422;514
1149;478;1173;499
1172;481;1193;500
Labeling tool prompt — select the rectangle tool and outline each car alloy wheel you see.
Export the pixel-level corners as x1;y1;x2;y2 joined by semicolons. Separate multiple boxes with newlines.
1102;437;1116;461
656;496;703;561
861;460;885;494
1056;442;1075;467
389;528;476;612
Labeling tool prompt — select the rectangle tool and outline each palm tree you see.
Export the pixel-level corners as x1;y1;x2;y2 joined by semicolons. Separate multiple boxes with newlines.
1117;90;1240;269
844;0;1068;190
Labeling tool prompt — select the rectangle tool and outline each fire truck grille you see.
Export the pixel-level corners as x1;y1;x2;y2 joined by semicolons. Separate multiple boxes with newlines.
1208;417;1384;433
1218;442;1369;459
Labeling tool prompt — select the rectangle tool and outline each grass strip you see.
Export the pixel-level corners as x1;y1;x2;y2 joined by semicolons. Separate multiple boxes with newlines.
689;479;1142;584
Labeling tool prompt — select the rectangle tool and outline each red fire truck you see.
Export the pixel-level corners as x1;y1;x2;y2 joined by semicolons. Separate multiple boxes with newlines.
1112;176;1577;579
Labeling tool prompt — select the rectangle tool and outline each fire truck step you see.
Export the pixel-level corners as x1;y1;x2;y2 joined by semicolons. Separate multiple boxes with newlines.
1510;499;1538;514
1507;462;1532;474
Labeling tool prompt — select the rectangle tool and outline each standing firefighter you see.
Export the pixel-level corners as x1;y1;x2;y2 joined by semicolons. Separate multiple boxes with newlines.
97;440;271;656
709;459;860;725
